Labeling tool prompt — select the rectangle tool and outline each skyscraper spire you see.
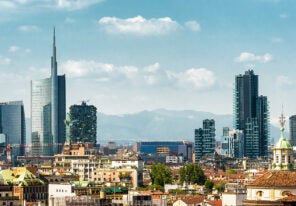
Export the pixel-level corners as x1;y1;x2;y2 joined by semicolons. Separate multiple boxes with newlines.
51;27;57;77
51;27;58;154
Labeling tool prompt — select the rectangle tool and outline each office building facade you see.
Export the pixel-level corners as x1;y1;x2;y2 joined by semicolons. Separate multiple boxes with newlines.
0;101;26;165
221;127;244;158
31;29;66;156
289;115;296;147
233;70;269;158
194;119;215;163
69;101;97;144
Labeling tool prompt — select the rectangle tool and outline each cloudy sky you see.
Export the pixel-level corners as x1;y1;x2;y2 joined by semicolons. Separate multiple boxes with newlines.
0;0;295;125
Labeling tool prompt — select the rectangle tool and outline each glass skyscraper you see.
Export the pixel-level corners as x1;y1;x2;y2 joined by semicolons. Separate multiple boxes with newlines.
0;101;26;165
194;119;215;163
234;70;270;158
31;29;66;156
289;115;296;146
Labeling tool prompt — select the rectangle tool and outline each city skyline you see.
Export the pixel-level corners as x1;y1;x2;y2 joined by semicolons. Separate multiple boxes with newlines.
0;0;296;126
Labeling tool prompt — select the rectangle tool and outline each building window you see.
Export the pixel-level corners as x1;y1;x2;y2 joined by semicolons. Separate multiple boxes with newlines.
282;155;285;163
256;191;263;198
276;155;279;163
288;156;291;163
282;191;292;196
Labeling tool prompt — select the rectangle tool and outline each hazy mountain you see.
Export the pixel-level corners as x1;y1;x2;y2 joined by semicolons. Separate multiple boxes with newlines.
98;109;282;145
25;109;282;145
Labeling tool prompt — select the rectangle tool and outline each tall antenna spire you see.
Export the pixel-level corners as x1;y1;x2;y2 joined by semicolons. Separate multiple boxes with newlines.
51;27;57;77
53;27;55;47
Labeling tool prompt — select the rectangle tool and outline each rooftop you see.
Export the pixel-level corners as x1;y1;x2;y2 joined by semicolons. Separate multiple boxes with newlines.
246;171;296;187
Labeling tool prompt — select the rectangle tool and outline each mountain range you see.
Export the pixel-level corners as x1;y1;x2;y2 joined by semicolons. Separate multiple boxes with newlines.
98;109;281;145
26;109;281;145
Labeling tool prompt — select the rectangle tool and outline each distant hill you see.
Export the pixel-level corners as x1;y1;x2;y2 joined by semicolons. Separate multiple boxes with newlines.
25;109;282;145
98;109;281;145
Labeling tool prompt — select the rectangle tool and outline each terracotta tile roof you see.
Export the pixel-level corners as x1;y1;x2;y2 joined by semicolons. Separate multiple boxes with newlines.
207;200;222;206
277;194;296;202
173;195;205;204
246;171;296;187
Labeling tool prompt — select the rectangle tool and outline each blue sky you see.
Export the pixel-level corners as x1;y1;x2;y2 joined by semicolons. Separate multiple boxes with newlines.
0;0;295;126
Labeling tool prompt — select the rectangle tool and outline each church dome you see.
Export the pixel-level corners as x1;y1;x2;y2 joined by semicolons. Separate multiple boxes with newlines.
275;131;292;149
275;112;292;149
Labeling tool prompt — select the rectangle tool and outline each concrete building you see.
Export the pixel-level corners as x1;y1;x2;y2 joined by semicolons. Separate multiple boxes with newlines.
48;183;75;206
222;183;246;206
0;167;48;206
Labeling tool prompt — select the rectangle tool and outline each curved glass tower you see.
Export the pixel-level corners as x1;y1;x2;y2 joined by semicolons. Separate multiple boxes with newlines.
31;29;66;156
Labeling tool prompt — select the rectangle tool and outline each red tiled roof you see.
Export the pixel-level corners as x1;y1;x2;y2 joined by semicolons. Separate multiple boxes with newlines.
207;200;222;206
246;171;296;187
277;194;296;202
173;195;205;204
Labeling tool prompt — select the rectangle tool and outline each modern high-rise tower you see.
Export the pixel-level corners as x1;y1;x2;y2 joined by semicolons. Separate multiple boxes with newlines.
289;115;296;146
194;119;215;163
0;101;26;165
69;101;97;144
233;70;270;158
31;29;66;156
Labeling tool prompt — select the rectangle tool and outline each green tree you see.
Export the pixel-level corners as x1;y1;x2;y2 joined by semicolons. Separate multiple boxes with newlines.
150;164;172;187
226;169;237;174
214;183;225;193
205;179;214;192
179;164;206;185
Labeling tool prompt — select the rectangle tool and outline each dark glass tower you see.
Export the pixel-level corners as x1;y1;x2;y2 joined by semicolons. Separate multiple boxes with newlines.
194;119;215;163
289;115;296;146
31;29;66;156
234;70;258;131
0;101;26;165
234;70;269;158
69;101;97;144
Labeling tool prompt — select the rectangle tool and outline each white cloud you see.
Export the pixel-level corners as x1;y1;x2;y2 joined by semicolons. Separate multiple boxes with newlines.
18;25;40;32
8;46;20;53
98;16;179;36
167;68;216;90
185;21;201;32
8;45;31;54
118;66;138;79
56;0;104;11
276;75;293;88
280;13;288;19
65;17;76;23
0;1;16;10
60;60;114;77
234;52;273;63
0;55;11;65
144;75;157;85
61;60;216;91
144;62;160;73
271;37;284;43
0;0;104;12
